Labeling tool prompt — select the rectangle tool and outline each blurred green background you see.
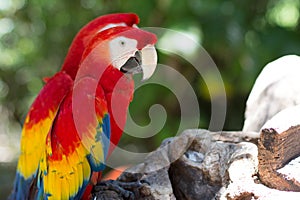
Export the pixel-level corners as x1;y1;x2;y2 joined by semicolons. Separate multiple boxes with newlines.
1;0;300;197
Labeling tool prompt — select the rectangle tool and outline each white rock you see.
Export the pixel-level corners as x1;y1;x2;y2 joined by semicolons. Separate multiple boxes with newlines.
243;55;300;132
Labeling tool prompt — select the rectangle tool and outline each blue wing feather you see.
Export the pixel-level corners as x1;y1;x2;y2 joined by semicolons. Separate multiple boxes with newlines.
87;113;111;172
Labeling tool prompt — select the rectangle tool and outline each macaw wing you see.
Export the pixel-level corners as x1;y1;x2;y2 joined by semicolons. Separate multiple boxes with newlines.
41;76;110;199
12;72;73;200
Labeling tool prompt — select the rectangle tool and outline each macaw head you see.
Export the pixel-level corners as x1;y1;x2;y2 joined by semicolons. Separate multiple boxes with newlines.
77;26;157;92
61;13;139;79
106;27;158;81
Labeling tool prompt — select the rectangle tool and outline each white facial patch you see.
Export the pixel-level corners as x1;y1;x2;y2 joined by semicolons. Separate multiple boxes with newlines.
109;36;138;70
98;23;127;32
98;23;131;33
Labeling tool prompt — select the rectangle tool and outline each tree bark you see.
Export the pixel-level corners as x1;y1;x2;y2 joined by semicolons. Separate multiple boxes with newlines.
258;125;300;191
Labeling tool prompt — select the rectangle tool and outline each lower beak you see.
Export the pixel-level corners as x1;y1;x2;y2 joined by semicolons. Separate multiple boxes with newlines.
120;45;157;81
120;51;142;74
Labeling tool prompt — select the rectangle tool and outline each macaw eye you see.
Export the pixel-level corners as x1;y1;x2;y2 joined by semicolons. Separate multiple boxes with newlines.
119;40;126;47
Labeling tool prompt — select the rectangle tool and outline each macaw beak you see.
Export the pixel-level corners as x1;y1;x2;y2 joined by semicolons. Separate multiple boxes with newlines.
120;45;157;80
140;45;157;80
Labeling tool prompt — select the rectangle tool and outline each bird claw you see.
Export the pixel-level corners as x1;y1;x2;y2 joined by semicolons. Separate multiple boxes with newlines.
92;179;148;200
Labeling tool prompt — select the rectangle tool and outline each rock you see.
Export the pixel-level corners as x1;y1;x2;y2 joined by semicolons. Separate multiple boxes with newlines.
93;129;261;199
243;55;300;132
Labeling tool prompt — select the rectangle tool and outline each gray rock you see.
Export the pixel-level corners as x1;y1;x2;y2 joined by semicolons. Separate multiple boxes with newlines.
93;129;253;200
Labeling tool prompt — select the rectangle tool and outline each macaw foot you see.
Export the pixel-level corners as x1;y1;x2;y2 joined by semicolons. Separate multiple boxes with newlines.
92;178;151;200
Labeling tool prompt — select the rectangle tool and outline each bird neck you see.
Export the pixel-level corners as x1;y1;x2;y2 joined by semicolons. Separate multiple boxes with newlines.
99;67;134;155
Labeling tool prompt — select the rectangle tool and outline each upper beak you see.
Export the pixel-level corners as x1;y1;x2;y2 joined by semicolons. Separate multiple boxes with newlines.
140;45;157;80
120;45;157;81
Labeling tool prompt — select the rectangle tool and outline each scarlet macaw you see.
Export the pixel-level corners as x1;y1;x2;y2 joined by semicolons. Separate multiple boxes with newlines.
10;13;157;199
